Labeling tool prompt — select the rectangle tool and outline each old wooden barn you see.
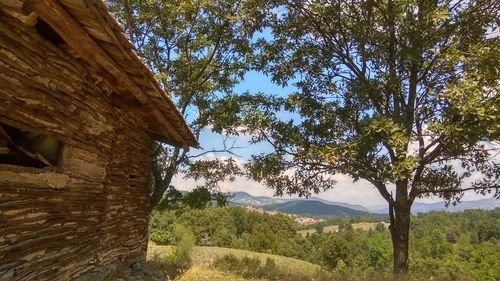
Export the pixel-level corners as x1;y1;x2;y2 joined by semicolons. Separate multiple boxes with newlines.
0;0;197;280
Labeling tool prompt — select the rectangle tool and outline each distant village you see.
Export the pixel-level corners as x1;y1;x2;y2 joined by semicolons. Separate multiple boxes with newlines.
243;205;325;226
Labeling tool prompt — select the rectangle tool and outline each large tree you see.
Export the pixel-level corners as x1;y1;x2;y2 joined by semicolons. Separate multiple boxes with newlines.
220;0;500;274
109;0;262;209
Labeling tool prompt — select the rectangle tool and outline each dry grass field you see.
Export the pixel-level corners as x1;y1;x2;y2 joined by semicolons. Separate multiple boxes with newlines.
298;222;390;236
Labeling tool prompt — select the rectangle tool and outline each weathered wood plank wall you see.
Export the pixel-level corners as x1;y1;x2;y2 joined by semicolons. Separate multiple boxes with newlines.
0;9;153;281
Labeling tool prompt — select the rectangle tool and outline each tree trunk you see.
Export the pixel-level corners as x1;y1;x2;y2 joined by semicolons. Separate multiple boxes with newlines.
149;164;175;209
389;201;411;274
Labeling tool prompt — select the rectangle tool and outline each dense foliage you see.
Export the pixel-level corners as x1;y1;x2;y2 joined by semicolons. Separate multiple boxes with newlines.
148;224;196;279
150;206;309;259
109;0;260;209
111;0;500;273
150;206;500;280
214;0;500;273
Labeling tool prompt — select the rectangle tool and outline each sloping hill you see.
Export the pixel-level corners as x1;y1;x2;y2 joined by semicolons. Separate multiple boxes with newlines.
176;267;258;281
148;244;323;281
190;246;322;271
304;197;369;212
262;200;371;217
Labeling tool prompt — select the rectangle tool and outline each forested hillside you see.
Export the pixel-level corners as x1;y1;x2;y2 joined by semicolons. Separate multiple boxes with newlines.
262;200;371;217
149;206;499;280
231;191;370;212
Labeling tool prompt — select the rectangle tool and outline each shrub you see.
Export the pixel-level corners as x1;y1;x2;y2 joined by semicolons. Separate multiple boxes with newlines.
368;242;391;270
162;224;195;279
149;210;175;245
213;254;240;271
213;254;323;281
315;235;351;269
212;227;236;247
375;222;385;233
213;254;261;278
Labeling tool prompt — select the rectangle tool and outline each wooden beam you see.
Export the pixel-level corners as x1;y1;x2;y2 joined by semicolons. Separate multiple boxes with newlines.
22;0;188;147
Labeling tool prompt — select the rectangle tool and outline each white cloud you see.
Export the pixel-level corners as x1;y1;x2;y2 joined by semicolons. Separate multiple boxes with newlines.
173;141;498;207
173;170;493;207
172;171;388;206
171;174;276;197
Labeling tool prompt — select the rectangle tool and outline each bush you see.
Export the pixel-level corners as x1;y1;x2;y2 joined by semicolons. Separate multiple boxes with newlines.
162;224;195;279
169;224;195;263
212;227;237;247
368;242;391;270
213;254;262;279
213;254;328;281
375;222;385;233
315;235;351;269
149;210;175;245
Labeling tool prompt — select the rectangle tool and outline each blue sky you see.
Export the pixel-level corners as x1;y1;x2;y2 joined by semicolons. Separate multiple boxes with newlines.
172;71;494;208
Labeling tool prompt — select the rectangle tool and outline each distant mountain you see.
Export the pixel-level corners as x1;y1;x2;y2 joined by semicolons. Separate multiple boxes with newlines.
262;200;371;217
231;192;290;206
303;197;369;212
230;192;498;216
230;191;370;212
371;197;499;214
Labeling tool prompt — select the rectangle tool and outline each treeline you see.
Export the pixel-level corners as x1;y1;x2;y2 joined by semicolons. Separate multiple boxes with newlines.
301;215;386;231
150;207;308;259
149;207;499;280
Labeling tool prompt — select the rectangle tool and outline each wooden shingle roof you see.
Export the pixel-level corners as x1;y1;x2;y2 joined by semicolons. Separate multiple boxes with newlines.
2;0;198;148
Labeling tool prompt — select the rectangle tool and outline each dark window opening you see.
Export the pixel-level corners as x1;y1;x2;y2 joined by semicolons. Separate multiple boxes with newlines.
0;123;60;168
35;19;65;45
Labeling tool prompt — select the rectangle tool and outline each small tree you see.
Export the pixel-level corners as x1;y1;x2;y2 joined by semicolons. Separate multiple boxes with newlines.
315;222;325;234
375;223;386;233
222;0;500;274
315;235;351;269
